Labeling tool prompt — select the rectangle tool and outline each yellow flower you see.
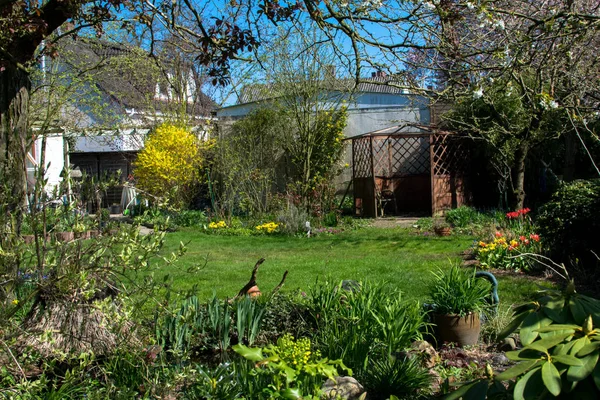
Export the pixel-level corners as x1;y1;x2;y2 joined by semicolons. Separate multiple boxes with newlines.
12;299;19;305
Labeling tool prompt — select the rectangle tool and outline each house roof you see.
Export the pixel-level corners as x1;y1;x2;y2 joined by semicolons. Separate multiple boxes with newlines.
58;38;217;116
237;76;413;105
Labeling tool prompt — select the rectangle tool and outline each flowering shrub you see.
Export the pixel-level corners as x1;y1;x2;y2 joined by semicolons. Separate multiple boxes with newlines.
475;208;542;271
255;222;279;234
233;334;350;398
134;124;212;209
208;220;227;229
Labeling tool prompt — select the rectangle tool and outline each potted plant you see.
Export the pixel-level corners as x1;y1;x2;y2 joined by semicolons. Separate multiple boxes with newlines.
427;266;490;347
433;217;452;236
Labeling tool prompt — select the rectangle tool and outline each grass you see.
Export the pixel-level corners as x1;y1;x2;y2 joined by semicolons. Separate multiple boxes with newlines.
153;226;552;305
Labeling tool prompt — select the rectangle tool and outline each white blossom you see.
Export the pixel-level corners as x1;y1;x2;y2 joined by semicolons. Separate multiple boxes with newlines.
473;87;484;99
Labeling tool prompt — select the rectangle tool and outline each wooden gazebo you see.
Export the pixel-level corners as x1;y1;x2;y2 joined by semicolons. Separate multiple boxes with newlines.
348;125;472;217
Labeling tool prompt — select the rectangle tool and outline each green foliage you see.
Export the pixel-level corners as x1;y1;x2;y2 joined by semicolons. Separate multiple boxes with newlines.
234;295;266;346
448;282;600;399
359;356;431;400
155;295;205;355
537;179;600;266
307;279;428;391
172;210;208;227
213;108;288;217
428;266;490;317
275;202;309;235
445;206;487;229
260;292;312;342
233;334;350;398
155;294;266;358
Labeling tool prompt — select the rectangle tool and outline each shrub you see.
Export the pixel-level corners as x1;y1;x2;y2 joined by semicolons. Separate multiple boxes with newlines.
428;266;490;316
537;179;600;267
233;334;350;398
134;124;210;209
359;356;432;400
445;206;483;228
307;280;429;384
447;281;600;399
172;210;208;227
276;202;309;235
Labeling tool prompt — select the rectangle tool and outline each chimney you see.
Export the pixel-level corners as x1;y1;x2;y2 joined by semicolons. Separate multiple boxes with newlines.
372;70;387;78
324;65;336;79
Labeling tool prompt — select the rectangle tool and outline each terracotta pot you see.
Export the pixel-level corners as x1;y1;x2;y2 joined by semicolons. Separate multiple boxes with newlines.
434;227;452;236
55;231;74;242
434;313;480;347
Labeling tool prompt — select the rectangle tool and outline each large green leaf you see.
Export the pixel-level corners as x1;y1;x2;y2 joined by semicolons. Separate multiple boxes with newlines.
577;342;600;357
542;298;566;323
570;336;591;356
536;324;579;333
525;334;571;353
593;360;600;391
570;297;587;324
542;361;562;396
520;312;543;345
551;354;584;367
495;360;539;381
463;380;490;400
514;367;543;400
280;387;302;399
567;351;599;382
232;344;264;362
443;381;480;400
497;311;532;341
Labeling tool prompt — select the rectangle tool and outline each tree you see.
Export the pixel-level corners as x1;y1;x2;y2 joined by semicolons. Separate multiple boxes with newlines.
134;123;208;209
262;30;350;208
213;107;289;217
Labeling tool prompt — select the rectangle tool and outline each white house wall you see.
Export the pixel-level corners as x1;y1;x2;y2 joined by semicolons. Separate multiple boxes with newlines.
34;134;65;192
217;93;431;136
74;129;149;153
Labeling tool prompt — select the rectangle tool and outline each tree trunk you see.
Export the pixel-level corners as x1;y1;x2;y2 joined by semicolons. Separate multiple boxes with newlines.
511;142;528;210
0;65;30;231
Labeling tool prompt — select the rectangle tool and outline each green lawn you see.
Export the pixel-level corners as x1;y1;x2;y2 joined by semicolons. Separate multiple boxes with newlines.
155;226;550;305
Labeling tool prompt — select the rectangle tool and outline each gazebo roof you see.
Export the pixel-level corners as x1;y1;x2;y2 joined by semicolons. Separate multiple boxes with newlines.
346;123;453;140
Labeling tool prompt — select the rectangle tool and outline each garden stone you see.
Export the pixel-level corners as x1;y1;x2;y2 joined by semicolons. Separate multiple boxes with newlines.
401;340;438;368
321;376;366;400
491;353;510;366
500;337;517;351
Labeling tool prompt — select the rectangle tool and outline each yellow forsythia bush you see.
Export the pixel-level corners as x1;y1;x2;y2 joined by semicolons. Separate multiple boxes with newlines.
134;124;208;209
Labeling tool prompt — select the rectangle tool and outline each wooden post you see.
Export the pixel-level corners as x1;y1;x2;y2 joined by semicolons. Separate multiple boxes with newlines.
370;136;377;218
352;138;357;216
430;134;435;216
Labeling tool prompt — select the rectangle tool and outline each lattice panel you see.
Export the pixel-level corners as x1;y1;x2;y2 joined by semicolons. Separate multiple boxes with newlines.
373;136;430;177
432;134;470;176
353;137;372;178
